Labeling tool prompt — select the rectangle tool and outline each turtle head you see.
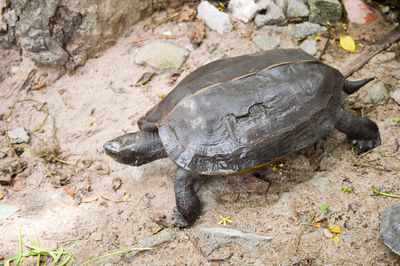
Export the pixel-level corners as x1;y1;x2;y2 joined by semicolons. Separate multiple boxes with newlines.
103;131;166;166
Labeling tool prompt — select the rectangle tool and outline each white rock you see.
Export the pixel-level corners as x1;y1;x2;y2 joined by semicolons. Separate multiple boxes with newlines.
229;0;260;23
300;39;317;55
257;0;272;10
197;1;233;35
390;89;400;105
7;127;30;144
254;1;285;26
253;35;281;50
275;0;288;13
286;0;310;18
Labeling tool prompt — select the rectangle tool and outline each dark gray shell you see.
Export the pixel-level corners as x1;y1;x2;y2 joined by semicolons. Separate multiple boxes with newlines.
138;49;316;131
159;59;345;175
380;204;400;255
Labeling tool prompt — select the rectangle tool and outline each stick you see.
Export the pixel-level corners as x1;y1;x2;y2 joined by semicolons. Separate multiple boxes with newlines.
340;25;400;78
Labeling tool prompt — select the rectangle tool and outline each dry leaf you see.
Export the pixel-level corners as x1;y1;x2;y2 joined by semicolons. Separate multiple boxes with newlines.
190;19;206;45
329;224;342;234
158;92;165;99
177;5;197;22
81;196;99;203
33;83;46;90
0;191;4;200
64;187;75;197
340;36;356;52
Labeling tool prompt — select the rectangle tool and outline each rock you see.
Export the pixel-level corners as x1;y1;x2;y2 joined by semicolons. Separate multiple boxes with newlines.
304;171;332;193
199;227;272;244
121;229;176;263
299;39;317;55
286;0;310;18
229;0;260;23
370;52;396;63
380;204;400;256
253;35;281;50
275;0;288;13
197;1;233;35
343;0;375;25
390;89;400;105
392;70;400;80
11;0;184;69
242;176;270;194
308;0;342;24
7;127;30;144
290;22;327;39
360;81;389;107
348;202;358;213
135;41;189;69
254;1;285;27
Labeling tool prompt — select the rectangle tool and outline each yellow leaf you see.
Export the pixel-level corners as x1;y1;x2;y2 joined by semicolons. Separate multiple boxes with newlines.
333;235;340;242
329;224;342;234
340;36;356;53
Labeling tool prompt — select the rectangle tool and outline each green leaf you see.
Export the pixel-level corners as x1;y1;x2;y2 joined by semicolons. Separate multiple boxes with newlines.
341;187;352;193
393;117;400;123
320;203;329;211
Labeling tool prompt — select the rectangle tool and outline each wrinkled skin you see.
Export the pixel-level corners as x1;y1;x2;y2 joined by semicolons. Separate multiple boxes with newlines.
104;49;381;228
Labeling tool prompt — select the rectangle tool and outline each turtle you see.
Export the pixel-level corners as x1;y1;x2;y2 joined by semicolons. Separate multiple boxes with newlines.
380;204;400;256
104;49;381;228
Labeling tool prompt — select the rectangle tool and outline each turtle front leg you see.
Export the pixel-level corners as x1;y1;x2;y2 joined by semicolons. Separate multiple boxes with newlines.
172;167;203;228
335;109;381;154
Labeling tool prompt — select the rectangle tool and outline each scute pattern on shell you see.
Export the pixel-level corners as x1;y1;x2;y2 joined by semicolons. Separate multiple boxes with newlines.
159;61;345;175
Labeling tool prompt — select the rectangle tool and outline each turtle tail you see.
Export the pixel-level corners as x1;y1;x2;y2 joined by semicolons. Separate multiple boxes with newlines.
343;77;375;94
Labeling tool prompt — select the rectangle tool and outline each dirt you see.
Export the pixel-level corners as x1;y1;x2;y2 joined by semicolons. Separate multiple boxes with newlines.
1;7;400;265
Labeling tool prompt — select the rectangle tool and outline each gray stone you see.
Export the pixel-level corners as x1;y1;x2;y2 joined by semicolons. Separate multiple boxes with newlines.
390;89;400;105
11;0;184;69
348;202;358;213
197;1;233;35
299;39;317;55
254;1;285;27
341;234;365;243
308;0;342;24
290;22;327;39
392;70;400;80
370;52;396;63
253;35;280;50
121;229;176;263
275;0;288;13
135;41;189;69
199;227;272;244
229;0;260;23
360;81;389;106
286;0;310;18
7;127;30;144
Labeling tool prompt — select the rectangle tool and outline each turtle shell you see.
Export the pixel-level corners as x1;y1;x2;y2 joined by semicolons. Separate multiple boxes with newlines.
380;204;400;256
159;58;345;175
138;49;316;131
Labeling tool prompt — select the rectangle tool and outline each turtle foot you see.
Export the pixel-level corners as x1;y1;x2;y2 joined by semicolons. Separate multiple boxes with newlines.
172;207;192;228
348;136;381;154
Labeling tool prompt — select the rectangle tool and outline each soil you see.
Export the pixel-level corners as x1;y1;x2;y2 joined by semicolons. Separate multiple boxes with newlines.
1;7;400;265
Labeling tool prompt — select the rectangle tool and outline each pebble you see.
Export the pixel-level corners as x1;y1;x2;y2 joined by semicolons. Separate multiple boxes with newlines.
299;39;317;55
229;0;259;23
241;176;270;194
308;0;342;24
135;41;189;69
390;89;400;105
392;70;400;80
197;1;233;35
304;171;332;193
290;22;327;39
252;35;281;50
348;202;359;213
121;229;176;263
199;227;272;244
286;0;310;18
254;1;285;27
7;127;30;144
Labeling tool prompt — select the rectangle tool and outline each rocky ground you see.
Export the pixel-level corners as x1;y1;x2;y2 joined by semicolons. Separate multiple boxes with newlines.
1;1;400;265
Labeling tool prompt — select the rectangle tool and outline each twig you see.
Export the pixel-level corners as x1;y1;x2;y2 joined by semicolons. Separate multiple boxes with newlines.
133;34;180;43
371;187;400;198
294;211;316;254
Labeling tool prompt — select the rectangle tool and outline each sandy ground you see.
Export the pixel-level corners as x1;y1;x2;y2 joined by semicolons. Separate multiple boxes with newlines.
1;8;400;265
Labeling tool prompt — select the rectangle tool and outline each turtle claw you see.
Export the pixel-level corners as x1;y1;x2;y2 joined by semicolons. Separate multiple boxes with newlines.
348;136;381;154
172;207;191;228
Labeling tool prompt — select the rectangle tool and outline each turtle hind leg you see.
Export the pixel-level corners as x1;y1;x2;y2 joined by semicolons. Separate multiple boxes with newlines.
172;167;203;228
335;109;381;154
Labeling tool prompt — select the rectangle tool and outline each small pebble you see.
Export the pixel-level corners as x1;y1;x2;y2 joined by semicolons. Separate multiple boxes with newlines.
348;202;358;213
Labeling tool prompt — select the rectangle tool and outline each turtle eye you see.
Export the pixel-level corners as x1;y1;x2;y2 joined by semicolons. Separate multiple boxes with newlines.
103;140;122;159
